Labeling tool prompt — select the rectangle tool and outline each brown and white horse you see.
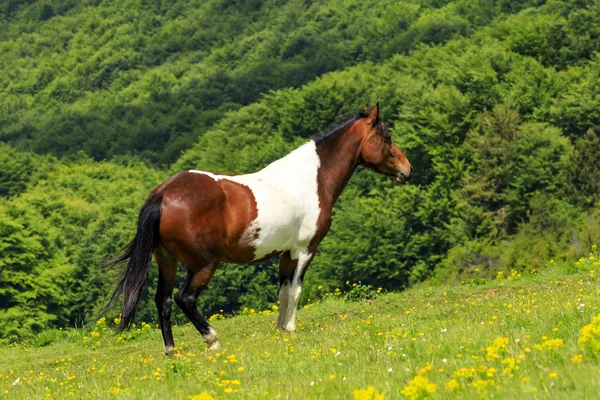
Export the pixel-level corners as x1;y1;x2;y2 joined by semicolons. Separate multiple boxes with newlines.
106;104;412;353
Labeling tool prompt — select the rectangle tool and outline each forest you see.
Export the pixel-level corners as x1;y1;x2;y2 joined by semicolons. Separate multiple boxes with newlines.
1;0;600;341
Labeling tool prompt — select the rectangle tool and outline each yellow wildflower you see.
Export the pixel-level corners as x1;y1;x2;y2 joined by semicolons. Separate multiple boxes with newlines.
486;337;509;361
445;379;461;392
190;393;215;400
353;386;385;400
401;375;437;399
534;338;563;351
578;313;600;358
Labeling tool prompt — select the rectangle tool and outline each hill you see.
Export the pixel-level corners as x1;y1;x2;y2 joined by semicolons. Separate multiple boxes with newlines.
1;0;600;340
1;255;599;399
0;0;539;165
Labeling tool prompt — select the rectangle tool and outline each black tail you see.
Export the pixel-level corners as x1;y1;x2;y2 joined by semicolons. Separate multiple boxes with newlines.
102;192;163;331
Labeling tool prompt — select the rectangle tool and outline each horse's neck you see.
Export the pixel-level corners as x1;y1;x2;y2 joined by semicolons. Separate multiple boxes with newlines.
315;130;362;212
248;129;361;211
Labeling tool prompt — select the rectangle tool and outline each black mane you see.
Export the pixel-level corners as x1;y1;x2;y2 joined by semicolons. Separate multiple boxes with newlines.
312;110;371;145
312;109;388;144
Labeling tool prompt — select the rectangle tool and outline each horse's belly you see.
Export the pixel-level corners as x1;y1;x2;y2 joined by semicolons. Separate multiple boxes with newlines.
254;219;297;255
244;196;319;261
221;212;305;264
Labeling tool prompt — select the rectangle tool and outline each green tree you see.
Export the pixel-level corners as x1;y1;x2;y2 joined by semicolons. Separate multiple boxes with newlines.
564;128;600;208
0;204;75;340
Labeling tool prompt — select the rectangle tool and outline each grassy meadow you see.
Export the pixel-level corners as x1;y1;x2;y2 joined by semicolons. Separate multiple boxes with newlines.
3;0;600;344
2;251;600;400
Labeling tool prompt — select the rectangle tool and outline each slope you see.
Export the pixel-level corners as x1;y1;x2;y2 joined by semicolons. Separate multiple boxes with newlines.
1;260;599;399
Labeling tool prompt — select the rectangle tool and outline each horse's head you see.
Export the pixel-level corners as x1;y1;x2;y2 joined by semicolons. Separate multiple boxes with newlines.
356;103;412;184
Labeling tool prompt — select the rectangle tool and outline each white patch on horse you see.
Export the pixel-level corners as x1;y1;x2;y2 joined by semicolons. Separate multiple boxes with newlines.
292;250;312;287
189;141;322;261
282;250;312;331
188;170;224;181
284;283;302;331
276;281;291;330
191;142;321;331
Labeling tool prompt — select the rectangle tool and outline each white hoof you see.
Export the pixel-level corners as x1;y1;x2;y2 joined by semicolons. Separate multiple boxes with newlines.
164;345;174;355
275;322;295;332
207;340;221;351
203;327;220;350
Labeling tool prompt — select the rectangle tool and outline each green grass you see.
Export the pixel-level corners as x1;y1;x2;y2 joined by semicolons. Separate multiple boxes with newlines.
2;266;600;399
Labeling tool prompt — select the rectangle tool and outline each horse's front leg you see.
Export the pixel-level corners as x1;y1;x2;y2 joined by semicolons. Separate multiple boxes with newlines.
276;250;314;332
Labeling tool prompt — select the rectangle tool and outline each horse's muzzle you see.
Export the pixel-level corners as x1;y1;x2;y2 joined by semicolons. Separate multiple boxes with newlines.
395;166;412;184
394;172;408;184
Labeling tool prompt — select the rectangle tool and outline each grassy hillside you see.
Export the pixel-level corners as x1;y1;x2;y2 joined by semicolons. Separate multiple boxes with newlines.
1;251;599;399
2;0;600;341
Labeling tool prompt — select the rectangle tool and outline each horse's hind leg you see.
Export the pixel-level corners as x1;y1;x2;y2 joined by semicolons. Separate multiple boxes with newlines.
174;262;220;350
154;245;178;355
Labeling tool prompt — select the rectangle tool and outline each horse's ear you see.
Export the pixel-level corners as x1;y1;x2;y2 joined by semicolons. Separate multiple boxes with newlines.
370;103;380;123
364;104;370;113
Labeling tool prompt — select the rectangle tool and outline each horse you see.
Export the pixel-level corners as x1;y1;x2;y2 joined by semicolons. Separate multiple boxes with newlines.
105;103;412;354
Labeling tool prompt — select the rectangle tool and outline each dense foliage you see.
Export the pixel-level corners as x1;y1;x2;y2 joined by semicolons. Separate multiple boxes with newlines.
1;0;600;340
0;0;539;165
